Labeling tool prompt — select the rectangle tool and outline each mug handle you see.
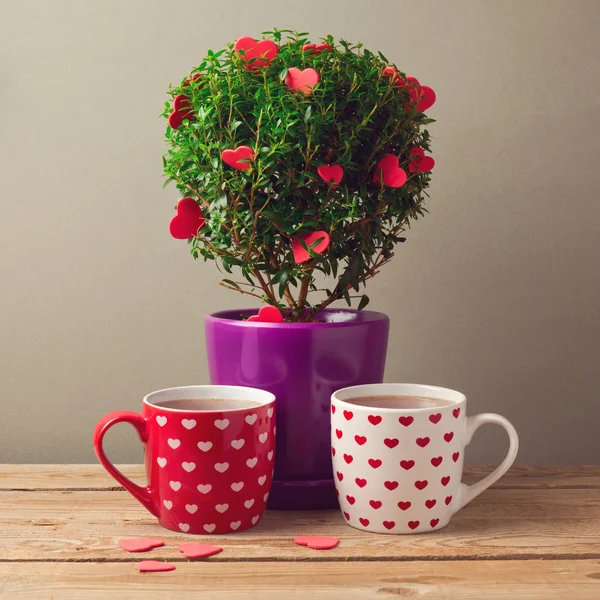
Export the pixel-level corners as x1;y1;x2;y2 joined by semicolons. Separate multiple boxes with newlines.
452;413;519;513
93;410;160;517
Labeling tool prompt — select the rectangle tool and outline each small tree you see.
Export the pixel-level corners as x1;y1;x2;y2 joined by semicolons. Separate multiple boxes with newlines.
162;29;436;322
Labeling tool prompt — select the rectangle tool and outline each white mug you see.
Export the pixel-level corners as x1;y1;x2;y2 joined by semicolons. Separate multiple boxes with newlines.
331;383;518;534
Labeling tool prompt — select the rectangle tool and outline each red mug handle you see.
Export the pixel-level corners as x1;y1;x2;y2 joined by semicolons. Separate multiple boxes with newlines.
93;410;160;517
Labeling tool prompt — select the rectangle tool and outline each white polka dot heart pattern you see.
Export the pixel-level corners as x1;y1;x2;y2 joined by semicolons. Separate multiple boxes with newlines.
331;384;519;534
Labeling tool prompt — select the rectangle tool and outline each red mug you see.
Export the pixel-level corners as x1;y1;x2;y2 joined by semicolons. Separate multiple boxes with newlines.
93;385;276;534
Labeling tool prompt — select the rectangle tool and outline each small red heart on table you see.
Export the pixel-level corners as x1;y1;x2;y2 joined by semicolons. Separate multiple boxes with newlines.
221;146;255;171
292;231;330;264
169;198;205;239
383;66;406;88
138;560;176;573
118;538;164;553
317;164;343;187
178;543;222;559
168;94;195;129
303;43;332;55
285;67;319;94
408;147;435;174
294;536;339;550
248;305;283;323
373;154;407;188
234;37;278;69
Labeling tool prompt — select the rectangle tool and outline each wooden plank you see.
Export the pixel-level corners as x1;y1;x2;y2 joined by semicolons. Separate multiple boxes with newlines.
1;464;599;491
1;489;599;561
1;560;599;599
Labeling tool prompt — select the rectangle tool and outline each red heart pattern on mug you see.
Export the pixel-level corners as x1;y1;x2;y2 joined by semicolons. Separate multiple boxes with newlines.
285;67;319;94
373;154;407;188
292;231;330;264
169;198;205;240
221;146;255;171
332;399;463;534
234;37;278;70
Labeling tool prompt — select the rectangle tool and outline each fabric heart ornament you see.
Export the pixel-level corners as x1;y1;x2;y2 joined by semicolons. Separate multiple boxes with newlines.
292;231;330;264
317;164;344;188
221;146;255;171
248;305;284;323
302;43;332;55
285;67;319;94
169;198;205;239
373;154;407;188
234;36;278;69
405;77;436;112
408;147;435;174
182;72;202;88
382;66;406;88
168;94;195;129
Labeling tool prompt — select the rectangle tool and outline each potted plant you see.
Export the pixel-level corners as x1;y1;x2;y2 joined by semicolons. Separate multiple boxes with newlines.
162;30;436;509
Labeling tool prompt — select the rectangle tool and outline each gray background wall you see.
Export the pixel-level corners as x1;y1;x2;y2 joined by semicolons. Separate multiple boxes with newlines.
1;0;599;465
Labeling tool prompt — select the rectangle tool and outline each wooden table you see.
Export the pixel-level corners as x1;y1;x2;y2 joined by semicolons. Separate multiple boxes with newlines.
1;465;599;598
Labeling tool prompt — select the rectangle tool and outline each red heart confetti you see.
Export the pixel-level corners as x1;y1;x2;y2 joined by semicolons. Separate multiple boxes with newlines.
408;147;435;174
414;480;428;490
355;477;367;488
354;435;367;446
285;67;319;94
368;415;382;426
168;94;195;129
294;536;339;550
373;154;407;188
138;560;176;573
221;145;255;171
399;416;414;427
416;437;430;448
317;164;344;188
368;458;382;469
369;500;382;509
382;66;406;88
178;543;223;559
292;231;330;264
429;413;442;424
359;517;370;527
169;198;205;240
398;501;411;511
384;480;399;490
234;37;278;70
383;521;396;530
118;538;164;553
303;43;332;55
400;460;415;471
425;499;437;509
431;456;443;467
453;408;461;418
384;438;399;448
248;305;284;323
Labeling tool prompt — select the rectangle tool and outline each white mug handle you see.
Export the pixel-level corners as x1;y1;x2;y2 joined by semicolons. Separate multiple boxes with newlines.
452;413;519;513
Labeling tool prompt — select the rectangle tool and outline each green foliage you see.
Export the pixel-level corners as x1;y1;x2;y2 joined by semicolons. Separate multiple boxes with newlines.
162;30;435;321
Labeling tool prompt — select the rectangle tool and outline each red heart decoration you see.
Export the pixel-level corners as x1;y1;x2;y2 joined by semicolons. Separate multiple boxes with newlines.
398;501;411;511
417;86;436;112
369;500;382;510
399;416;414;427
355;478;367;488
400;460;415;471
234;37;278;69
343;511;350;520
406;76;421;104
430;518;440;528
221;145;255;171
168;94;195;129
331;447;336;456
408;147;435;174
178;543;222;559
303;43;332;55
368;415;382;426
182;72;202;88
294;536;339;550
331;405;336;414
292;231;330;264
138;560;176;573
441;476;450;486
317;164;344;188
445;495;453;505
346;495;355;505
383;521;396;530
354;435;367;446
444;432;454;443
431;456;443;467
368;458;382;469
384;438;399;449
285;67;319;94
453;408;461;418
384;480;398;491
336;471;343;481
416;437;430;448
407;521;420;530
359;517;370;527
414;480;428;490
425;499;437;509
335;429;343;439
343;410;353;421
343;454;353;464
169;198;205;239
382;66;406;88
248;305;283;323
428;413;442;424
373;154;407;188
452;452;460;462
118;538;164;553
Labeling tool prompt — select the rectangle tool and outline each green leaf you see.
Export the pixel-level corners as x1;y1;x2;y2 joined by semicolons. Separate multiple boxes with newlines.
357;295;370;310
222;279;242;291
304;105;312;123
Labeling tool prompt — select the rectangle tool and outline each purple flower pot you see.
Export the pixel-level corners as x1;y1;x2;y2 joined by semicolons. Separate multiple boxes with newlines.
204;308;389;510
